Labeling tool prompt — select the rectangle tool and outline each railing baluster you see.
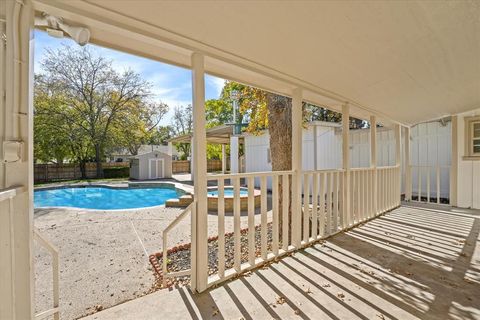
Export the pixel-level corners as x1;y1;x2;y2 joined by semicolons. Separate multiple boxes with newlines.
218;179;225;278
338;171;345;229
326;172;332;235
332;171;338;231
303;173;310;243
318;173;325;237
418;167;422;202
233;177;241;273
260;176;268;260
427;166;431;203
436;166;441;204
247;177;255;267
272;175;279;256
312;173;319;241
282;174;289;250
350;171;357;224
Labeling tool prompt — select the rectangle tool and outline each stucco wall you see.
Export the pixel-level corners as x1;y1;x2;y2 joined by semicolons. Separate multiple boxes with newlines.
456;108;480;209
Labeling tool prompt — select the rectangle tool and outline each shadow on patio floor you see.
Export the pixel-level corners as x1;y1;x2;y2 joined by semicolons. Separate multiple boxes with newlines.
85;205;480;320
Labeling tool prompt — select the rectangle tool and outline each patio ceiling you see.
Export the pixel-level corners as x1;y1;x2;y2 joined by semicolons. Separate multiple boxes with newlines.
33;0;480;126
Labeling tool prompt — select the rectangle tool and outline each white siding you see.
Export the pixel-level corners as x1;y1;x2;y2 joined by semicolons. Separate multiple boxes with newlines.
456;108;480;209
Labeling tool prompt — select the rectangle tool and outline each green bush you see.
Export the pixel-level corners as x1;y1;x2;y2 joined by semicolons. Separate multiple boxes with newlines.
103;166;129;178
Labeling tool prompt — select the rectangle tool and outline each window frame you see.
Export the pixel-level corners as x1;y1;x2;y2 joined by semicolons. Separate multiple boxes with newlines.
463;116;480;160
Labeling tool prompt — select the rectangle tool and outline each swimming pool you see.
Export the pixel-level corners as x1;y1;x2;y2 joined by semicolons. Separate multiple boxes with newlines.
207;187;249;197
34;186;181;210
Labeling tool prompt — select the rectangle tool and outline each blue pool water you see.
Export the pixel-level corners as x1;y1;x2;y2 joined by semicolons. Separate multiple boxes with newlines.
207;187;248;197
34;186;180;210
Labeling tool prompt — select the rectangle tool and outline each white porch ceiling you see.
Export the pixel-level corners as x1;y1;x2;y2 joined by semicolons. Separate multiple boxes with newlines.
34;0;480;126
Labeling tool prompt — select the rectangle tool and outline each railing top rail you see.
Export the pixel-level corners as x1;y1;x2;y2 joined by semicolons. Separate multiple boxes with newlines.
163;202;195;234
410;164;451;168
377;165;400;170
0;185;26;202
34;228;59;255
301;168;346;174
350;167;376;172
207;170;294;180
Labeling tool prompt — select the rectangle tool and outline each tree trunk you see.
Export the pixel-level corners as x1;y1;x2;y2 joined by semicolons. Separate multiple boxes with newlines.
95;145;104;178
79;161;87;179
267;93;292;243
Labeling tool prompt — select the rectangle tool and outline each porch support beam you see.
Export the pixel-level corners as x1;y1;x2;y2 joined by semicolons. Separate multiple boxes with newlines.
221;144;226;173
394;124;402;205
370;115;377;214
191;52;208;292
450;115;458;206
404;126;412;201
291;88;303;248
230;136;239;174
342;103;351;227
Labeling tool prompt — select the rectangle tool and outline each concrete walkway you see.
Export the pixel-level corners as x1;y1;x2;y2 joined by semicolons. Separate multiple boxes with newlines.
83;205;480;320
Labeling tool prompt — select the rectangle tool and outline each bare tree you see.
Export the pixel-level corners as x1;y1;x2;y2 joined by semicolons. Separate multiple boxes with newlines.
170;104;193;159
39;45;150;177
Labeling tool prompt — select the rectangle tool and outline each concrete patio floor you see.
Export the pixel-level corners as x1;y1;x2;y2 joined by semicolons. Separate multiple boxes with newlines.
83;204;480;320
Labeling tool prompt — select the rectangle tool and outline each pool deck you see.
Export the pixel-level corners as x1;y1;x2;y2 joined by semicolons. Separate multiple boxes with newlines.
34;201;268;320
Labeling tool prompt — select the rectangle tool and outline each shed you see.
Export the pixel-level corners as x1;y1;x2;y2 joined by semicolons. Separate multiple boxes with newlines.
129;151;172;180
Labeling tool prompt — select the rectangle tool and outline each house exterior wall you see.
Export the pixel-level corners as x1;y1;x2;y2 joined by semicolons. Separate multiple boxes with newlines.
245;122;452;195
456;108;480;209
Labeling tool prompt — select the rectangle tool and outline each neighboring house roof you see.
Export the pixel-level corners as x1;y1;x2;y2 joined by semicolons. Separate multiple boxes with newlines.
129;150;171;159
110;145;179;157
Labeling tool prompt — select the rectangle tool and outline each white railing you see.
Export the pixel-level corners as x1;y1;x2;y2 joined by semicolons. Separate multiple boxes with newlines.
409;165;450;204
203;166;400;288
206;170;294;287
162;202;196;287
34;229;60;320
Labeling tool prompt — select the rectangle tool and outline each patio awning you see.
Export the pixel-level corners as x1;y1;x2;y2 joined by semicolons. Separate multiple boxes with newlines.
168;125;243;145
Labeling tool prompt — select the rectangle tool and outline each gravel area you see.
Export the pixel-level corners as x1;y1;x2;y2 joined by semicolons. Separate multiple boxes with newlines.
34;203;264;320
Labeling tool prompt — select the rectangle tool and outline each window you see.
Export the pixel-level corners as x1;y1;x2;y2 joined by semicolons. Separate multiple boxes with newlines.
464;116;480;159
473;122;480;154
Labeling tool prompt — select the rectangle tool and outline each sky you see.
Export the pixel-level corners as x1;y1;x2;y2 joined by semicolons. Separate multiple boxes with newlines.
33;30;226;126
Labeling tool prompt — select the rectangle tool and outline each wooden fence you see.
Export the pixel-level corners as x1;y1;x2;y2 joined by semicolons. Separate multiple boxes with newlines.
34;162;129;183
172;159;228;174
35;159;229;183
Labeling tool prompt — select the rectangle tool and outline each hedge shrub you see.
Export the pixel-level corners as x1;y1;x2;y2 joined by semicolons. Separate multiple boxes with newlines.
103;166;129;178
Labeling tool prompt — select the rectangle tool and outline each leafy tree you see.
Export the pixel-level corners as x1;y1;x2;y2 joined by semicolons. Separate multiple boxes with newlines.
113;101;168;155
34;75;94;177
38;45;152;177
148;125;173;146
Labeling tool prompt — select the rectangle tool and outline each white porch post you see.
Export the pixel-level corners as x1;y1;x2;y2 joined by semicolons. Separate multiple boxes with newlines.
190;137;194;182
370;116;377;214
404;126;412;201
0;1;35;319
450;115;458;206
342;103;350;227
230;136;239;174
221;144;226;173
394;124;402;205
191;52;208;292
291;88;302;247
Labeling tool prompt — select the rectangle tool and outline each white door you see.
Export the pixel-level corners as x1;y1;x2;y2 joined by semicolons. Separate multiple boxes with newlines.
149;159;164;179
149;159;157;179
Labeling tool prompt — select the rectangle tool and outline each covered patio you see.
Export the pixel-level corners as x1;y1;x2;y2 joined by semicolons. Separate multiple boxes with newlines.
1;1;479;320
85;204;480;320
